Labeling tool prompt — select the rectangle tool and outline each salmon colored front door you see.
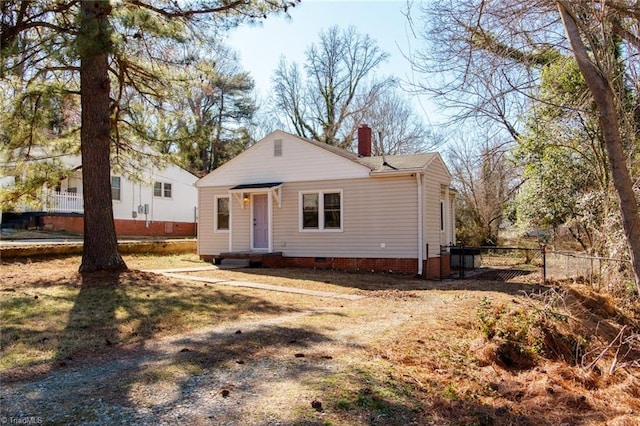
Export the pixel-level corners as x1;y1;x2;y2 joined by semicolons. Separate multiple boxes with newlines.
253;193;268;249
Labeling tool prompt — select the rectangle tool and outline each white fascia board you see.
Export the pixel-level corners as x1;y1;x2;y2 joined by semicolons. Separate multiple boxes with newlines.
368;168;425;177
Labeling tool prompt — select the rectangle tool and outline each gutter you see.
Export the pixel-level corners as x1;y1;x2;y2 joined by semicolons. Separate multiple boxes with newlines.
369;168;424;177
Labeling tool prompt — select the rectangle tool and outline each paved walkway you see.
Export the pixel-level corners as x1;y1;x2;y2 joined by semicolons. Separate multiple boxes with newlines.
147;267;364;301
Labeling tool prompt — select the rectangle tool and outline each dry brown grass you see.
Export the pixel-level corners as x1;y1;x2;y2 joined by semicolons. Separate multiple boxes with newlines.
1;253;639;425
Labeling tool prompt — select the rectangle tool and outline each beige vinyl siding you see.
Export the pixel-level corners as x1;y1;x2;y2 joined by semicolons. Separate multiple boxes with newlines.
198;152;453;260
198;187;224;255
231;195;251;251
448;192;456;245
197;131;369;188
273;176;418;258
423;160;452;258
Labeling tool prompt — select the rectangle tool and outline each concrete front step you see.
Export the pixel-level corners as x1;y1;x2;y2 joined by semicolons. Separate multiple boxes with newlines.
219;258;251;269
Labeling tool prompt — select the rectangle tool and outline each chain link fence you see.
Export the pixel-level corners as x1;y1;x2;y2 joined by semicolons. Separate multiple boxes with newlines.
544;250;634;293
443;245;634;294
443;245;543;281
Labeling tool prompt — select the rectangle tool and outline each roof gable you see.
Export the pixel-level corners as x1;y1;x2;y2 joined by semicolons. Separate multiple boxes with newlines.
197;130;372;187
196;130;452;187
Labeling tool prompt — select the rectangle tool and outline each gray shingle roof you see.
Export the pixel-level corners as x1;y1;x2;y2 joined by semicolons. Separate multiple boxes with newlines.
356;153;437;172
299;136;436;172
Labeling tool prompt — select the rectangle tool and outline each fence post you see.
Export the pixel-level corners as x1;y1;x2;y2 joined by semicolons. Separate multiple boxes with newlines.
542;244;547;284
425;244;429;280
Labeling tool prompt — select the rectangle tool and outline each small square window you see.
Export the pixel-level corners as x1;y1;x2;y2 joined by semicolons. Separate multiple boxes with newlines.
154;182;162;197
163;183;172;198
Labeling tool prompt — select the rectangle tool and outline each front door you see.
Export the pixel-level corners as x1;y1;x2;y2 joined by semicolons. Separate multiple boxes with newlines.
253;193;268;250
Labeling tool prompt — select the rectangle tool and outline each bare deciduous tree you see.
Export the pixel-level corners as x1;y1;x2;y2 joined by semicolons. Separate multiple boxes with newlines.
448;131;520;246
271;26;393;149
556;1;640;289
412;0;640;289
357;87;444;155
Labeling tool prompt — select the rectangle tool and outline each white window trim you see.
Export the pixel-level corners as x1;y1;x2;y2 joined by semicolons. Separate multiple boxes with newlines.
298;189;343;233
214;195;230;233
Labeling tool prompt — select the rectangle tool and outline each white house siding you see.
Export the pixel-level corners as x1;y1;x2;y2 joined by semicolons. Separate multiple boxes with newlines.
196;131;371;188
113;165;197;223
196;132;454;268
57;164;197;224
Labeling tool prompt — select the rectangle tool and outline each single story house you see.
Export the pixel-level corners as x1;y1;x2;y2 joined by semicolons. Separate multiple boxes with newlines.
2;153;198;237
196;125;455;278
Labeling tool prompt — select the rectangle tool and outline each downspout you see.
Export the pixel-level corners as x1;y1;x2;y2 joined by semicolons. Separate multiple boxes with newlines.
268;190;273;252
229;193;233;252
416;172;424;276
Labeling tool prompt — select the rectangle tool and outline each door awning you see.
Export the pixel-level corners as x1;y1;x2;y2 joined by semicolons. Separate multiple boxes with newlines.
229;182;282;191
229;182;283;208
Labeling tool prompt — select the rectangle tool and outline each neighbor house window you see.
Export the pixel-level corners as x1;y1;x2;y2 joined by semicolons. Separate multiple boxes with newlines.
154;182;172;198
215;196;230;232
111;176;121;201
299;190;342;231
163;183;172;198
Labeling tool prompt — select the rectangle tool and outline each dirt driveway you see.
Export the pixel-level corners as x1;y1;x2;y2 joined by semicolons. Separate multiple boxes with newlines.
1;273;477;424
2;256;638;425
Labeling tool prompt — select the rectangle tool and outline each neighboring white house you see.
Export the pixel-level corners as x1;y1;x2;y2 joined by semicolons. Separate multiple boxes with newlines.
2;153;198;237
196;126;456;278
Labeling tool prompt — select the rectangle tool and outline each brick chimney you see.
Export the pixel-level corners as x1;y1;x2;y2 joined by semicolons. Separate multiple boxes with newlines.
357;124;372;157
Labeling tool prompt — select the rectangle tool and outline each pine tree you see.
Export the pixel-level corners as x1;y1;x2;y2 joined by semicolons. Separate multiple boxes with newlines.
1;0;298;272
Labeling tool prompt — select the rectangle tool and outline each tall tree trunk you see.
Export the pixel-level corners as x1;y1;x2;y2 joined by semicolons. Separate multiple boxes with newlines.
78;0;126;273
558;2;640;290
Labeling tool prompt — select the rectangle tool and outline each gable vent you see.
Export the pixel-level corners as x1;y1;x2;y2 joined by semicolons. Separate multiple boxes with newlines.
274;139;282;157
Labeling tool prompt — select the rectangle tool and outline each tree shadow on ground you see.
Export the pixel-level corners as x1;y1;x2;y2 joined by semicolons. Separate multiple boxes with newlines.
227;266;548;297
2;269;302;374
0;269;344;424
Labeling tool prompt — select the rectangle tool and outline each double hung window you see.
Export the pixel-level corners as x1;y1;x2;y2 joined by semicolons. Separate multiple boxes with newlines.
300;190;342;231
215;196;230;232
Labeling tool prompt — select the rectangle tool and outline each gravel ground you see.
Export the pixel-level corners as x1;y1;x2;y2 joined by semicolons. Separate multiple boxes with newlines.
1;281;453;425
